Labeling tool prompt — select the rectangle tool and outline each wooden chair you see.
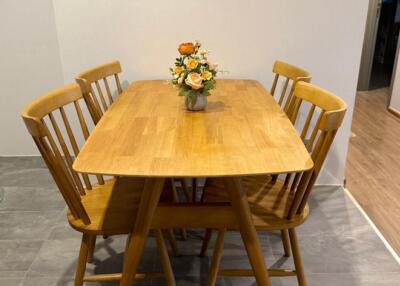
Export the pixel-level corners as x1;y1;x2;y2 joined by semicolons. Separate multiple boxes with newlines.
268;60;312;240
270;60;312;113
201;82;347;286
75;60;123;124
200;61;311;219
200;63;311;257
21;84;176;286
76;61;189;242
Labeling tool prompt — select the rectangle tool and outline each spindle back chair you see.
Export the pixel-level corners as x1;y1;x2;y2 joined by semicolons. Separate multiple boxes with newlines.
77;61;190;243
202;82;347;286
285;82;346;213
270;60;312;113
21;84;176;285
22;84;103;208
76;61;123;124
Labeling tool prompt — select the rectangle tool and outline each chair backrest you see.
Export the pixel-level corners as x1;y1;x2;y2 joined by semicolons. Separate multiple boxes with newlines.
21;84;106;225
75;60;123;124
270;60;311;113
284;82;347;219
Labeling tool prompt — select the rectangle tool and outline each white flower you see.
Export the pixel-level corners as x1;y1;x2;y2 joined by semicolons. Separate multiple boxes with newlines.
200;59;207;65
178;74;184;84
199;49;207;56
208;63;218;71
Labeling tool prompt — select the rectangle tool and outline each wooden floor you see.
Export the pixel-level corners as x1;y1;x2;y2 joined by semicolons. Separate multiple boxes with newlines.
346;88;400;256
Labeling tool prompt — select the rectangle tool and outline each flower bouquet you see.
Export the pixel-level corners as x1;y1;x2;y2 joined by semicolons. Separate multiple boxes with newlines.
170;41;218;111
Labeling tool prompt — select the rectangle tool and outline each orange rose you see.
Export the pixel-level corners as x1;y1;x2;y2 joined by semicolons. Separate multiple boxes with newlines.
178;42;196;55
185;72;204;90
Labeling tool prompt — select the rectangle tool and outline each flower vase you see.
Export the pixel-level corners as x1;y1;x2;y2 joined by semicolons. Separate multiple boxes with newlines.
185;93;208;111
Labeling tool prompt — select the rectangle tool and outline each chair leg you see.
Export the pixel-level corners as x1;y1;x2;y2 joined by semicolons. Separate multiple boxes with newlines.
180;228;188;241
289;228;307;286
125;233;132;253
155;229;176;286
171;179;180;203
192;178;197;203
280;230;291;257
166;229;180;256
207;229;226;286
178;178;191;202
171;180;187;241
200;177;209;203
74;233;91;286
199;228;213;257
87;235;96;263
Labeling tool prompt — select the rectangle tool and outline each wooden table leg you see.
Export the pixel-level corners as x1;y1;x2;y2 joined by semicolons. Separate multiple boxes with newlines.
223;177;272;286
119;178;166;286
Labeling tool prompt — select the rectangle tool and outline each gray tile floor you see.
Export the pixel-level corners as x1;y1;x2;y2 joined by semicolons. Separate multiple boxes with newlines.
0;157;399;286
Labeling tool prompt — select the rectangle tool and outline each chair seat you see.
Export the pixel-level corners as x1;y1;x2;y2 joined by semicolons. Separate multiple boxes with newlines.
68;177;173;235
203;176;309;230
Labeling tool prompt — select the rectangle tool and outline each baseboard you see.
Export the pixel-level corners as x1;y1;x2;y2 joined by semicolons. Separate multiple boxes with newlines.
0;154;40;157
388;106;400;119
314;183;343;187
0;156;45;168
344;188;400;265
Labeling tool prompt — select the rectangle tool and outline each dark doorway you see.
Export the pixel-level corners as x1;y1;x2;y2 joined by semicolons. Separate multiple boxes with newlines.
370;0;400;89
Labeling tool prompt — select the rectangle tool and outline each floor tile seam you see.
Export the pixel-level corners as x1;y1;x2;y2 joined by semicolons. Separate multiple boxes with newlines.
18;239;46;286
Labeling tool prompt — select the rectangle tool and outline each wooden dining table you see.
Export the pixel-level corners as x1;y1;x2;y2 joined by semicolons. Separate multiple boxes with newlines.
73;79;313;286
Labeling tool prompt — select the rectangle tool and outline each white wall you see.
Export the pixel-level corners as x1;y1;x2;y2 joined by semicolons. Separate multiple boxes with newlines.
0;0;64;155
1;0;368;186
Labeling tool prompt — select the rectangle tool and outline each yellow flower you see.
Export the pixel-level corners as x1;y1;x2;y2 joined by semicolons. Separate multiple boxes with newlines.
174;66;184;74
186;58;199;70
202;70;213;81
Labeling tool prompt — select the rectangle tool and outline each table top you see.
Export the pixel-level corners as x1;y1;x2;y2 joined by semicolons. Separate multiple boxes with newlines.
73;79;313;177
